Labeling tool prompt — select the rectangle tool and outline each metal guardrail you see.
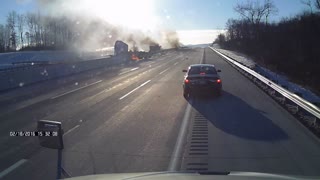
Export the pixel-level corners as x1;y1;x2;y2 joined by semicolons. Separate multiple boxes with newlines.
209;47;320;131
0;61;62;73
0;56;114;73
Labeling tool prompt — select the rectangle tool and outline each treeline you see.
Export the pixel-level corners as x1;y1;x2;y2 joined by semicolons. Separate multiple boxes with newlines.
216;0;320;92
0;11;116;53
0;9;180;53
0;11;75;52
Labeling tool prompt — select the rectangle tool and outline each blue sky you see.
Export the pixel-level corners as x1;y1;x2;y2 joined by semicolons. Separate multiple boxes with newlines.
0;0;310;30
0;0;36;24
155;0;310;29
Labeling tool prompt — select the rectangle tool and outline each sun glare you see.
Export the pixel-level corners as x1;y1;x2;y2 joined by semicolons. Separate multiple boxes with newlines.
81;0;157;31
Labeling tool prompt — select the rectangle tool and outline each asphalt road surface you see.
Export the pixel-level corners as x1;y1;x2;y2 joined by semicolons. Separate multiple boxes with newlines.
1;47;320;180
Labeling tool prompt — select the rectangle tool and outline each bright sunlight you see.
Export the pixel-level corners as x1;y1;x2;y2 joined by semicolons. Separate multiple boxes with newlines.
80;0;158;31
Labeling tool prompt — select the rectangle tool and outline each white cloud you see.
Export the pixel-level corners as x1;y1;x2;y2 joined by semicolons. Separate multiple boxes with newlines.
177;29;226;45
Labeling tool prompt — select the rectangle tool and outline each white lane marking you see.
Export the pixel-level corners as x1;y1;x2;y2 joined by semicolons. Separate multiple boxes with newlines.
64;125;80;136
81;70;152;103
173;62;179;65
200;48;205;64
147;62;156;67
118;67;139;75
0;159;27;178
119;71;131;75
51;80;102;99
168;99;193;171
159;67;171;75
119;80;151;100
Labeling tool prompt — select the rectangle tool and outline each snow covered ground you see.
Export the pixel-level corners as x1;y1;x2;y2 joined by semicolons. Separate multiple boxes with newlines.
186;43;211;48
214;48;256;69
212;45;320;104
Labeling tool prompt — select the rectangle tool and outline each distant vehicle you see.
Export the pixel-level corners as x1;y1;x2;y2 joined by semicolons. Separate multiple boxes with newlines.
149;45;161;52
182;64;222;98
129;50;147;61
114;40;128;56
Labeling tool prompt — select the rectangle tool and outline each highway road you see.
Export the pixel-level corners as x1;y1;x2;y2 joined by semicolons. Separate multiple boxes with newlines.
1;47;320;180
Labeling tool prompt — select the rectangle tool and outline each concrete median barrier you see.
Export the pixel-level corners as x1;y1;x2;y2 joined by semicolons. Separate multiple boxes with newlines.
0;54;129;92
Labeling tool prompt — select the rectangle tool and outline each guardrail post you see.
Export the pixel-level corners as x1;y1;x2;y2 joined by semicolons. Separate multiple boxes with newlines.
294;92;303;98
285;99;299;114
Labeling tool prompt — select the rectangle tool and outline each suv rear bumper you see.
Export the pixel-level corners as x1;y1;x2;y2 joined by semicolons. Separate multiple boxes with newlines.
184;85;221;94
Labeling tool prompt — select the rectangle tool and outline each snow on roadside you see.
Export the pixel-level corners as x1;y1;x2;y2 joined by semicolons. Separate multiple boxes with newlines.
216;48;256;69
213;47;320;104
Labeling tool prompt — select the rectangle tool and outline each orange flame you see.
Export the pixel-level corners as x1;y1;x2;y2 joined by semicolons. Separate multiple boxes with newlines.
131;54;140;61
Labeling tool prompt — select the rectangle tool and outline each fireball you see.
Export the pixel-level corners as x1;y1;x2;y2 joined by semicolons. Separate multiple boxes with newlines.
131;54;140;61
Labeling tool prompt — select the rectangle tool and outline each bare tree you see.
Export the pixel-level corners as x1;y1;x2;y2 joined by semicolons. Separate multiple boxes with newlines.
264;0;278;25
315;0;320;10
234;1;255;23
34;11;43;47
17;14;25;48
234;0;277;25
26;13;36;46
25;31;30;46
3;25;10;50
301;0;314;13
226;19;236;40
216;33;226;44
0;25;5;51
6;11;17;50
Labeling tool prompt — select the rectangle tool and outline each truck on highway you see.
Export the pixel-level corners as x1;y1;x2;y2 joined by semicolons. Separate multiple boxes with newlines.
114;40;128;56
114;40;159;61
149;44;161;53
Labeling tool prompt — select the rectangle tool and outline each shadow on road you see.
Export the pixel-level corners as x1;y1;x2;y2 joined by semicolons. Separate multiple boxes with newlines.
189;91;289;141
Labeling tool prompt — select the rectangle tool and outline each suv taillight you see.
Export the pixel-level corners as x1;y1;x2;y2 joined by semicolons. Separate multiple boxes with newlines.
185;79;190;83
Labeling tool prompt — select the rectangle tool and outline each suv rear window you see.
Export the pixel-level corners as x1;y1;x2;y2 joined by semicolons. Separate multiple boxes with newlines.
188;66;217;75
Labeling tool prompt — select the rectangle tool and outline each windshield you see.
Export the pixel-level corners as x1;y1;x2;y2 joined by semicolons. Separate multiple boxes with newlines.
1;0;320;180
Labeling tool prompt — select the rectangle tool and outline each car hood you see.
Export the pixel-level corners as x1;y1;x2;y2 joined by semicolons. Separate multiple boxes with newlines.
63;171;319;180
